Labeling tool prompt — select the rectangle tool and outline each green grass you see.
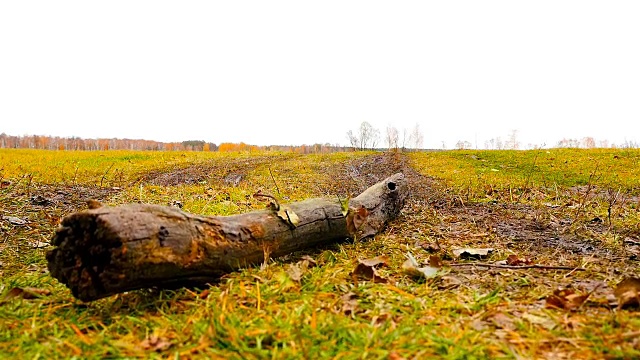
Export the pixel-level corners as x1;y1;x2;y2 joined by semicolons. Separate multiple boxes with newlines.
1;148;639;359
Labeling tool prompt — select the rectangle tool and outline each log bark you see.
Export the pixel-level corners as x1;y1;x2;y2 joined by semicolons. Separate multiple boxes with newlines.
47;173;407;301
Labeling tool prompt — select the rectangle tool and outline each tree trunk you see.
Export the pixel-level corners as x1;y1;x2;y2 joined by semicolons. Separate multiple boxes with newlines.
47;173;407;301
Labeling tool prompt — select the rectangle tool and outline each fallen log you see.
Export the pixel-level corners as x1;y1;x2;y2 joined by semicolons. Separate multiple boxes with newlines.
47;173;407;301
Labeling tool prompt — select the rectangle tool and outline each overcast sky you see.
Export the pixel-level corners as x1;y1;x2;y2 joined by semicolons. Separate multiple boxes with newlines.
1;1;639;149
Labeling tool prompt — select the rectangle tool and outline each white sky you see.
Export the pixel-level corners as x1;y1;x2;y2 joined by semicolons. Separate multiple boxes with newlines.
1;1;639;149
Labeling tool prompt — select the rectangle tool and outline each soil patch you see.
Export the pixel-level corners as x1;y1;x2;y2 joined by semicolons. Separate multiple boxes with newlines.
139;156;281;187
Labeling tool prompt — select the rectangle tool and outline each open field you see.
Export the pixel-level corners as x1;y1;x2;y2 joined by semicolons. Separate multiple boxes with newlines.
1;148;639;359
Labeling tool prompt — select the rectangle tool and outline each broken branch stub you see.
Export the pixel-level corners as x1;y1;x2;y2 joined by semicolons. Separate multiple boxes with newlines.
47;173;407;301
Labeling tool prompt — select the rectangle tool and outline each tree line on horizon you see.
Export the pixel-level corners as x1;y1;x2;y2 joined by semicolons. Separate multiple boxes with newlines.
0;133;350;153
1;131;637;152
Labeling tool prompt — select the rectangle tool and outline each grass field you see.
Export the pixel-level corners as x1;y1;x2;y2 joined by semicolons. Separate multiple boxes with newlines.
1;148;639;359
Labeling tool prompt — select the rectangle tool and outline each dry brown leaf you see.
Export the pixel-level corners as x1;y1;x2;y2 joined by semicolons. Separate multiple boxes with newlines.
277;207;300;228
287;263;304;282
340;292;358;315
521;313;556;330
546;288;591;311
452;248;494;259
402;253;439;279
300;255;317;268
198;289;210;299
489;312;515;330
387;351;406;360
140;334;173;352
358;255;388;267
614;277;640;309
346;205;369;235
2;287;51;301
86;199;103;209
429;255;443;268
437;275;462;290
506;254;533;266
351;206;369;230
28;240;50;249
2;216;27;225
352;259;388;283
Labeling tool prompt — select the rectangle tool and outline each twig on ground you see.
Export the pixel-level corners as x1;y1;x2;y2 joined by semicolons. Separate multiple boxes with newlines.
449;263;586;271
268;166;281;196
100;163;115;188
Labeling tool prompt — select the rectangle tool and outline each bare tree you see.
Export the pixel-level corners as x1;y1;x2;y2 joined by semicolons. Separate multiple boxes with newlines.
370;127;381;149
455;140;472;150
347;130;359;149
385;126;399;151
401;128;410;151
506;129;520;150
410;123;424;150
582;137;596;148
347;122;380;150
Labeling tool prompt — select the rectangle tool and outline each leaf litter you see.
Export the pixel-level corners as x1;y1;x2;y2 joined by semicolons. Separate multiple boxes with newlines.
352;256;388;283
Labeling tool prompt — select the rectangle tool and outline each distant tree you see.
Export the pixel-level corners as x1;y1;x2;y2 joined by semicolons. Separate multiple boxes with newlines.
401;128;410;151
455;140;472;150
181;140;205;151
506;130;520;150
582;137;596;148
346;130;359;149
410;123;424;150
556;138;580;148
346;122;380;150
385;126;399;151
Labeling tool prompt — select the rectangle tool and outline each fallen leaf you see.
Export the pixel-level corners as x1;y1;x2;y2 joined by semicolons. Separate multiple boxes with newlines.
198;289;210;299
276;206;299;228
429;255;443;268
140;334;173;352
402;253;439;279
30;195;53;206
387;351;406;360
28;240;50;249
358;255;388;267
352;258;388;283
340;292;358;315
415;240;439;253
452;248;493;259
490;312;515;330
300;255;317;268
2;287;51;301
287;263;304;282
2;216;27;225
521;313;556;330
614;277;640;309
437;275;462;290
546;288;591;311
87;199;103;209
506;254;533;266
351;206;369;230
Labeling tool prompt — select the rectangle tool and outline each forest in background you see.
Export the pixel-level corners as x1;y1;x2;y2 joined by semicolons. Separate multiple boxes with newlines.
0;133;350;153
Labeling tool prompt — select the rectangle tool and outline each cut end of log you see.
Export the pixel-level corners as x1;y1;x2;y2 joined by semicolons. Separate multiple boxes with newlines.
47;209;123;301
349;173;408;239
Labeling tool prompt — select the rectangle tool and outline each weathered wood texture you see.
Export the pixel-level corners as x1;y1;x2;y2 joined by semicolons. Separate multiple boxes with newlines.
47;173;407;301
